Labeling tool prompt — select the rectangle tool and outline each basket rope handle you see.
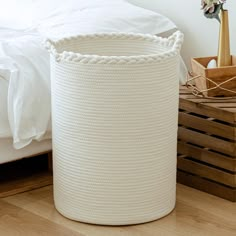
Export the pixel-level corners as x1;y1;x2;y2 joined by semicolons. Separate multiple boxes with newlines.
45;39;61;62
167;31;184;53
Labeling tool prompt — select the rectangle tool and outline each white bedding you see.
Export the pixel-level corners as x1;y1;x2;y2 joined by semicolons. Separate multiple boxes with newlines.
0;0;187;149
0;29;51;149
0;77;11;138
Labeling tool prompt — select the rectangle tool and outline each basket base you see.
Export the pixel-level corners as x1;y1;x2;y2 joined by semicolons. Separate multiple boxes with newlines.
54;201;176;226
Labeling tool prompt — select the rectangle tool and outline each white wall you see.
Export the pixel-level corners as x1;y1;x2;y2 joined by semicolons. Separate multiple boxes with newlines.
129;0;236;68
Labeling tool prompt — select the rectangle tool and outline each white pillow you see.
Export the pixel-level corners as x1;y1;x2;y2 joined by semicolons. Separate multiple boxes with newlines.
32;0;176;39
0;0;33;30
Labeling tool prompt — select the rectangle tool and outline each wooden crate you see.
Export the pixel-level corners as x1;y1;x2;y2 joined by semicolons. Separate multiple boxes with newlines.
177;86;236;202
191;55;236;97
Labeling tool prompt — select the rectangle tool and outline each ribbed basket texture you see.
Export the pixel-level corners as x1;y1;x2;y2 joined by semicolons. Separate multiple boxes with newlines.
47;31;184;225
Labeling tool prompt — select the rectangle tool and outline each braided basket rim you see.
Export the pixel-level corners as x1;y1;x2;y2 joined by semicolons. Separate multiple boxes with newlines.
46;31;184;64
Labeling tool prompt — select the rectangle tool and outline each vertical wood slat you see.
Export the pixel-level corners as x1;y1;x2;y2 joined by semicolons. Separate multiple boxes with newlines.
48;152;53;173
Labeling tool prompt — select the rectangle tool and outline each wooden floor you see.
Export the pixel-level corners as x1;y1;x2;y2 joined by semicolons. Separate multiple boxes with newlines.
0;184;235;236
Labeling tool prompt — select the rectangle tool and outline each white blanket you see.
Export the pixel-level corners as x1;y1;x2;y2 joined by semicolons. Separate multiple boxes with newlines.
0;29;51;149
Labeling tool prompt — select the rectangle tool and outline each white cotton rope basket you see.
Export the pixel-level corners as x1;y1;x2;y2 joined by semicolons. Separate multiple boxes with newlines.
47;31;184;225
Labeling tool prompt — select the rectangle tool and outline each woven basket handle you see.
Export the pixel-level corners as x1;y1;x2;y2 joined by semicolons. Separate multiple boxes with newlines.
167;31;184;53
45;39;61;62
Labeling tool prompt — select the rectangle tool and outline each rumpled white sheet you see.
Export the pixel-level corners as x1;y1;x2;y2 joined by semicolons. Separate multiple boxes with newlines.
0;28;51;149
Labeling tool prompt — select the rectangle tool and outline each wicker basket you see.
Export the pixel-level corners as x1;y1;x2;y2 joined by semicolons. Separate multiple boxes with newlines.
46;32;183;225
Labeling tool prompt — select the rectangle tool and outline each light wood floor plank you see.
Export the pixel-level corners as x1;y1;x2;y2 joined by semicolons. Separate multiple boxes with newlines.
2;184;236;236
0;200;82;236
0;172;52;198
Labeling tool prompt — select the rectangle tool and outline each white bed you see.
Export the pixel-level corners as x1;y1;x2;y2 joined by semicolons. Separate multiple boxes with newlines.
0;138;51;164
0;30;52;164
0;0;187;164
0;73;52;164
0;72;51;164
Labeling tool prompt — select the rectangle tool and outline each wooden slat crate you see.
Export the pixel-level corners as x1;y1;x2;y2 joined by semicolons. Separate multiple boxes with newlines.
177;86;236;202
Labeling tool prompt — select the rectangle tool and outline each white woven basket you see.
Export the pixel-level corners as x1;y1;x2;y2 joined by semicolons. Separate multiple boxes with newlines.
47;31;183;225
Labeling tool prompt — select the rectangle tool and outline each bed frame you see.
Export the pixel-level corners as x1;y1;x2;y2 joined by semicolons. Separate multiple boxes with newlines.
0;138;52;164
